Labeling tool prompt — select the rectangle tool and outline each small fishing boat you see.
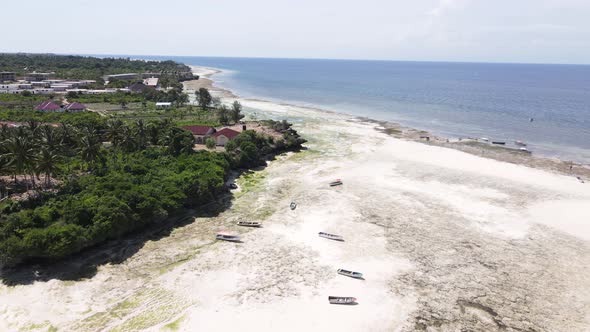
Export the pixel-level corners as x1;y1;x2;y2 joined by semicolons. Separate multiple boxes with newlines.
329;179;343;187
337;269;363;279
515;140;527;147
491;141;506;145
518;147;531;153
319;232;344;241
216;232;241;242
480;137;489;142
328;296;357;305
236;221;261;227
290;201;297;210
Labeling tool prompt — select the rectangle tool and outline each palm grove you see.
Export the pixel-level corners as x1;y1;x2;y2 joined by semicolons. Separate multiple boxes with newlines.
0;109;305;266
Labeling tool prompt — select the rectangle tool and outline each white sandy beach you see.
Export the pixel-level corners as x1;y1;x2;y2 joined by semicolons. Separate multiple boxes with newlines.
0;67;589;331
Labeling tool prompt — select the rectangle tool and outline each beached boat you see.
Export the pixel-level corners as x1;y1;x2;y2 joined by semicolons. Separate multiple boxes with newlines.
328;296;357;305
337;269;363;279
518;147;531;153
491;141;506;145
515;140;527;147
330;179;343;186
228;183;238;189
480;137;489;142
319;232;344;241
290;201;297;210
216;232;241;242
236;221;261;227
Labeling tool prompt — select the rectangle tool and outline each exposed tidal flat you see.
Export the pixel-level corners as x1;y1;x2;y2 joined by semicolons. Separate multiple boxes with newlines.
0;67;589;331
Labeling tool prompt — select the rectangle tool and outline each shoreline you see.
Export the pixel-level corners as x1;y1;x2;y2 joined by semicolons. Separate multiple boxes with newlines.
185;65;590;179
2;63;589;331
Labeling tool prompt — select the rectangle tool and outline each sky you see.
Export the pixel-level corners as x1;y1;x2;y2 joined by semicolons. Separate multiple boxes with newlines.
2;0;590;64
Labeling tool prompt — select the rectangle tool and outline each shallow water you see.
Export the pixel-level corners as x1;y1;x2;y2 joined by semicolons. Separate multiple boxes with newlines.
140;56;590;163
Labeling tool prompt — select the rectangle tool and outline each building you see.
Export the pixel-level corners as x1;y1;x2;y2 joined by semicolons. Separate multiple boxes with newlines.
104;73;140;82
155;102;172;109
212;128;240;146
25;72;54;82
0;72;16;82
129;82;149;93
182;125;216;144
35;100;62;112
32;88;55;95
63;102;87;112
143;77;159;87
31;81;51;88
51;84;71;92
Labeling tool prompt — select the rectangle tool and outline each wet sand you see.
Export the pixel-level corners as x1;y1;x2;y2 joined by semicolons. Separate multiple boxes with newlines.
0;67;589;331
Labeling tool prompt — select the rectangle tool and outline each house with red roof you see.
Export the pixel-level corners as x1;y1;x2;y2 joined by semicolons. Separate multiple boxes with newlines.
182;125;216;143
63;102;87;112
212;128;240;146
35;100;62;112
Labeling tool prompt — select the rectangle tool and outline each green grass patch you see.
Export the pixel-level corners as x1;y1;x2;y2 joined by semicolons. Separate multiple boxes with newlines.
162;314;186;331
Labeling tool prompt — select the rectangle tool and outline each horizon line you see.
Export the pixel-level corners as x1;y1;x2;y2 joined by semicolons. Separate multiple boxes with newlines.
2;51;590;66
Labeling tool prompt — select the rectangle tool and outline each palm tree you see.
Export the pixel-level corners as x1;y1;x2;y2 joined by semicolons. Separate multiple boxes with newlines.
57;122;76;146
78;128;102;170
0;155;12;199
39;125;60;151
36;147;61;187
0;124;10;141
3;133;37;187
147;121;160;146
119;125;137;152
105;119;124;147
134;119;147;149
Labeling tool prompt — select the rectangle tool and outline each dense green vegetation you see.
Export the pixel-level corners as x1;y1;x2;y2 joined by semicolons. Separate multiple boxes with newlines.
0;109;305;266
0;150;229;265
66;83;189;106
0;94;47;103
0;53;191;82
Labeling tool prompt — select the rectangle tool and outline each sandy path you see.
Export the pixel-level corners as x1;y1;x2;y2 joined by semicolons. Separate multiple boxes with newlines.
1;75;590;332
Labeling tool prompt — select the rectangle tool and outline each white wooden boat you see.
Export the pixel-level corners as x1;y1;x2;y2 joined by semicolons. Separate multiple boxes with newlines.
319;232;344;241
337;269;364;279
216;232;241;242
236;221;261;227
290;202;297;210
518;147;531;153
329;179;343;187
328;296;357;305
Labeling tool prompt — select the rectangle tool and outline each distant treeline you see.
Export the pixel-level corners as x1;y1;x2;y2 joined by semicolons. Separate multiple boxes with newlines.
0;53;192;82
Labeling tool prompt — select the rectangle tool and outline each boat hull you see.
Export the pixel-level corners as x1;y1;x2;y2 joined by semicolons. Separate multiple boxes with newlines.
216;234;241;242
337;269;363;279
319;232;344;241
237;222;261;227
328;296;357;305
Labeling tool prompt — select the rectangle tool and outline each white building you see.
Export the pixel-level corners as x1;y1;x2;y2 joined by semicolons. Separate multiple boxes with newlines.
143;77;159;87
155;102;172;109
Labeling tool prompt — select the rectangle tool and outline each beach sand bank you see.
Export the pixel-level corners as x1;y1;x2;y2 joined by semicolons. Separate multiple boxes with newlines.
1;66;589;331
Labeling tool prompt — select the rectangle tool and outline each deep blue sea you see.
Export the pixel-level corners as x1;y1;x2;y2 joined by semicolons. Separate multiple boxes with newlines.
137;56;590;163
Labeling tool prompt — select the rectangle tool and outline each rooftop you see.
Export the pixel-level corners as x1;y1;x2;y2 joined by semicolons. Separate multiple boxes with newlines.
182;125;215;136
35;100;61;111
213;128;241;139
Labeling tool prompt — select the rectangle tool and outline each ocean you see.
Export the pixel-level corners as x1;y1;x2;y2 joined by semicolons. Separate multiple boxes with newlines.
138;56;590;163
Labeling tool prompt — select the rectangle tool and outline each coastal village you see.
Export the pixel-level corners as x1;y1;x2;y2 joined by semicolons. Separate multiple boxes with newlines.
0;70;193;95
0;67;255;148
